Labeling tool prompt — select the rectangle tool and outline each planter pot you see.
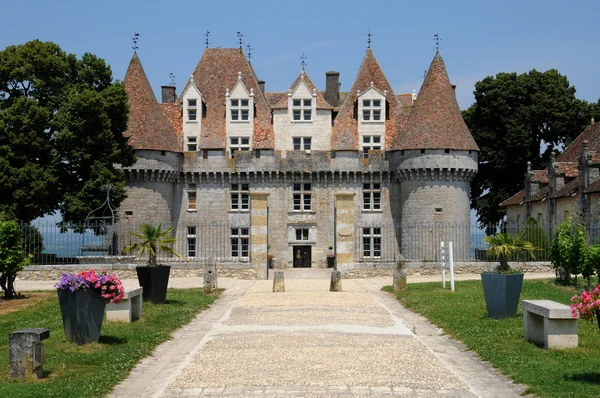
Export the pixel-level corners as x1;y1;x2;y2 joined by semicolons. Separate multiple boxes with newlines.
481;273;524;319
327;257;335;268
136;266;171;304
268;259;274;269
57;289;105;345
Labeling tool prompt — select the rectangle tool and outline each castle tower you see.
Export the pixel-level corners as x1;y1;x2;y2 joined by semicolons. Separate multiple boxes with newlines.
393;52;479;260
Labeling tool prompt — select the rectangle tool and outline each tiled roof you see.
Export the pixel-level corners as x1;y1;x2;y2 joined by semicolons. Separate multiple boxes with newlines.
332;48;407;150
191;48;274;149
557;122;600;162
531;170;548;184
397;94;414;107
549;177;579;199
499;189;526;207
265;92;286;107
554;162;578;177
123;52;180;153
584;178;600;194
161;103;183;149
525;186;549;203
271;70;333;110
394;52;479;151
592;153;600;164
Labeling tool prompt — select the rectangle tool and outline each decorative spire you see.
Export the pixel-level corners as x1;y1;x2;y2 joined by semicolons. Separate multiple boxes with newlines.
366;29;373;48
433;33;441;52
300;53;307;70
169;71;175;87
246;42;253;63
132;32;140;52
236;31;244;48
205;30;211;49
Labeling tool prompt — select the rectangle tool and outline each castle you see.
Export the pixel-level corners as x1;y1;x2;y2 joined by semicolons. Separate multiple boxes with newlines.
118;46;479;270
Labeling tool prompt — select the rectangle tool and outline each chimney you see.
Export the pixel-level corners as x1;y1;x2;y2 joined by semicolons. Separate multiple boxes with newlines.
161;86;177;104
325;71;340;107
258;80;265;95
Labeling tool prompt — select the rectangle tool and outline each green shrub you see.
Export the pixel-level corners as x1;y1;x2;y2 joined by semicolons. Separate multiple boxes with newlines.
0;220;30;299
550;217;587;283
518;217;550;260
584;243;600;285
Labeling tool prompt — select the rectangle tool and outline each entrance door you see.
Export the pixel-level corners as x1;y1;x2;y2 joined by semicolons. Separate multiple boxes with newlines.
293;246;311;268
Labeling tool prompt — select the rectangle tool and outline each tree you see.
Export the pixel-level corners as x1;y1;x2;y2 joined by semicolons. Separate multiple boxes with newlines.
484;233;539;272
550;217;587;284
0;40;135;224
518;217;550;260
0;220;29;299
463;69;599;225
124;224;181;266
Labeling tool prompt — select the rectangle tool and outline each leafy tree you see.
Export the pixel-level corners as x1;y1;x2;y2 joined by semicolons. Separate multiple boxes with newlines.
550;217;587;284
0;40;135;224
463;69;599;225
584;243;600;286
518;217;550;260
484;233;539;272
0;220;29;299
124;224;181;266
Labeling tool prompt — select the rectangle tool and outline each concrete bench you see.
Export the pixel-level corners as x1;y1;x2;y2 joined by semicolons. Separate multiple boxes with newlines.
106;287;143;323
522;300;578;349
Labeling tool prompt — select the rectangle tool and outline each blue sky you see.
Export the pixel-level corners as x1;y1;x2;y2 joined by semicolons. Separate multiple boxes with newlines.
2;0;599;110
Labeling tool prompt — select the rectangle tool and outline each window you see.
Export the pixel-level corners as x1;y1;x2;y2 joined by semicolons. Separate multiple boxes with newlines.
187;184;197;211
363;227;381;258
187;136;197;152
295;228;309;241
293;183;312;211
363;183;381;211
230;228;249;260
230;137;250;157
231;99;250;121
187;99;198;121
230;183;249;211
362;135;382;158
293;137;312;152
292;99;312;121
362;99;382;121
187;226;197;258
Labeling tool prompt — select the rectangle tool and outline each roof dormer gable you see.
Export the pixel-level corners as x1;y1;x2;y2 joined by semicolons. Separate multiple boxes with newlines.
226;72;255;123
357;83;387;123
181;75;203;123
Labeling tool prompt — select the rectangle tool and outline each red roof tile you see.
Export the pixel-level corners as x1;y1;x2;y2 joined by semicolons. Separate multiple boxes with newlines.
394;52;479;151
532;170;548;184
397;94;414;107
499;189;526;207
557;122;600;162
525;186;549;202
553;162;578;177
271;70;333;110
584;178;600;194
191;48;274;149
265;92;286;107
549;177;579;199
123;52;180;153
332;48;407;150
161;103;183;149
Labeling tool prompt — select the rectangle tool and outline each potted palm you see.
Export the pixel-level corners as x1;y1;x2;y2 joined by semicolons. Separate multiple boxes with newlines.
124;224;181;304
481;233;539;319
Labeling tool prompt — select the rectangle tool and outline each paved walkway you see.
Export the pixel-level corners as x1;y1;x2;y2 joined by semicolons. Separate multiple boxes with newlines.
106;271;534;397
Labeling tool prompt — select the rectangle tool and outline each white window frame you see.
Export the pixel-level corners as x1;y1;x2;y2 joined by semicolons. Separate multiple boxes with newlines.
187;136;197;152
230;183;249;211
187;99;198;122
292;183;312;212
362;99;382;121
231;98;250;122
295;228;309;241
363;227;382;259
363;183;381;211
187;184;197;211
230;228;250;260
362;135;382;158
187;226;197;258
292;137;312;153
230;137;250;158
292;99;312;121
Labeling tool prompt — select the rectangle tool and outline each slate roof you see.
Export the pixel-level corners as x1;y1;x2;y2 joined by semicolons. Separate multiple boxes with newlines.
549;177;579;199
557;122;600;162
271;70;333;110
394;52;479;151
499;189;526;207
331;48;407;150
123;52;180;153
191;48;274;149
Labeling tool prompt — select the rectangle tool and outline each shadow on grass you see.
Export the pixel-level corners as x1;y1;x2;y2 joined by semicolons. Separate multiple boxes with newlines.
162;299;183;305
98;335;127;345
566;372;600;384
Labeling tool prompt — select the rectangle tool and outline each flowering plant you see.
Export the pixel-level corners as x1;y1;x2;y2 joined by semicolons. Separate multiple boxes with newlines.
55;269;125;304
268;253;276;260
571;284;600;329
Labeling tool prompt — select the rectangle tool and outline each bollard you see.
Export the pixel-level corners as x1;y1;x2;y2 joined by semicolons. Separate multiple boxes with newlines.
393;255;407;291
203;260;218;294
330;270;342;292
9;328;50;379
272;271;285;292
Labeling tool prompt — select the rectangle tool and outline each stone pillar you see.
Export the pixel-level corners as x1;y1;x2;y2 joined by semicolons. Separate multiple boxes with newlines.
330;270;342;292
9;328;49;379
273;271;285;292
335;193;356;270
203;259;218;294
250;192;270;280
393;255;407;291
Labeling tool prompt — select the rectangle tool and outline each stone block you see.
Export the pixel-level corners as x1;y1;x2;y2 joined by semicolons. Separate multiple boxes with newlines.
273;271;285;292
106;288;143;323
522;300;578;349
9;328;49;379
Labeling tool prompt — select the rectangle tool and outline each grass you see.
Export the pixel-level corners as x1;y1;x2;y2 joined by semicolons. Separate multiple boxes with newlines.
0;288;219;398
382;279;600;397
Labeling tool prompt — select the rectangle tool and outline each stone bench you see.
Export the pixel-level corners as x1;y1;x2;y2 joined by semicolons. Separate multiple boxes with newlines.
106;287;143;323
522;300;578;349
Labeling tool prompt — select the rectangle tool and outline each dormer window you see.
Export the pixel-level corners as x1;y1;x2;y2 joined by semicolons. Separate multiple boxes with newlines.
293;137;311;152
231;99;249;121
187;137;197;152
187;99;198;122
292;99;312;121
362;99;382;121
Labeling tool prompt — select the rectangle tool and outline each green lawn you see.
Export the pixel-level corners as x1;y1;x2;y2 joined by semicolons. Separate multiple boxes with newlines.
0;289;219;397
383;279;600;397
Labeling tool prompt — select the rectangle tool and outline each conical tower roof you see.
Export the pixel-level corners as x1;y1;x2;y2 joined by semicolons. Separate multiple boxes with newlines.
394;52;479;151
123;52;180;152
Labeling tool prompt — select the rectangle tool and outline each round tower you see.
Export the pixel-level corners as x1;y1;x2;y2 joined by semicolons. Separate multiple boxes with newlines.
393;52;479;261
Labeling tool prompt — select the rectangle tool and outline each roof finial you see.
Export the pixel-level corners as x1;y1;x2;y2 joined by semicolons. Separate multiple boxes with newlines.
237;71;242;80
236;31;244;48
423;69;427;79
246;42;253;63
205;30;211;49
433;33;441;52
300;53;307;70
169;72;175;87
366;29;373;49
132;32;140;52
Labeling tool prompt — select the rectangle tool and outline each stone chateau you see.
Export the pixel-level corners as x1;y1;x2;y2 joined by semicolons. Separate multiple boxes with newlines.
118;46;479;270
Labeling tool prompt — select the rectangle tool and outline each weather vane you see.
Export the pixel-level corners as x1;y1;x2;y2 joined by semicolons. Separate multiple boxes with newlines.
300;53;307;70
236;31;244;48
246;42;253;62
169;71;176;87
205;30;211;49
423;69;427;78
366;29;373;48
434;33;441;52
132;32;140;51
